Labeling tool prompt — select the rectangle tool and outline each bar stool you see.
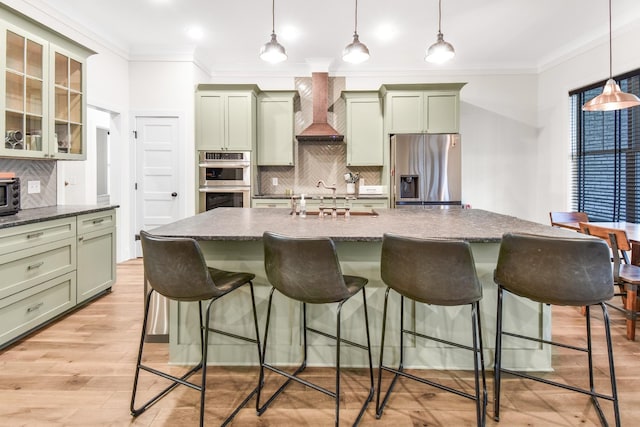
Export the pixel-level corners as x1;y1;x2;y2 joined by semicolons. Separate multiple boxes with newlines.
376;233;487;426
580;222;640;340
493;232;620;426
257;231;374;426
130;230;261;427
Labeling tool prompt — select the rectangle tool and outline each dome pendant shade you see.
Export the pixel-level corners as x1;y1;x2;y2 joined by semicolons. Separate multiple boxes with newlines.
425;31;455;64
343;33;370;64
582;79;640;111
260;33;287;63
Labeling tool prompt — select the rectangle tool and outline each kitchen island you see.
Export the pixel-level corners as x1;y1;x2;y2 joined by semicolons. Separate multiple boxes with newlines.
149;208;584;370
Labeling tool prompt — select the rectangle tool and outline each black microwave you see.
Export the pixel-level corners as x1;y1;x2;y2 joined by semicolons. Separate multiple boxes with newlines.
0;177;20;216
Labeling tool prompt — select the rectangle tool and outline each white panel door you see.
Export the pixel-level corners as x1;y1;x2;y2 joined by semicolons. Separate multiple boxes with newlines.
134;116;180;256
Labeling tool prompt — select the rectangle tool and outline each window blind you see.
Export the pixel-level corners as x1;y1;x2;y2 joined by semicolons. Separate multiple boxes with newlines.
569;70;640;222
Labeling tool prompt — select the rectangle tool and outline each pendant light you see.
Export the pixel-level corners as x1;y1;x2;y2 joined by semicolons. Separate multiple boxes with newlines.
343;0;370;64
425;0;455;64
260;0;287;63
582;0;640;111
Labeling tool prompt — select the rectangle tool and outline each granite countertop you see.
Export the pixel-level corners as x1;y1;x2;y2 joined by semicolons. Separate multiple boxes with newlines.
0;204;119;230
148;207;585;243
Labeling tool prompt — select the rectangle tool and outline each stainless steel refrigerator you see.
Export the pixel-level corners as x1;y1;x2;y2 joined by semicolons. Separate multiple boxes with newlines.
391;134;461;208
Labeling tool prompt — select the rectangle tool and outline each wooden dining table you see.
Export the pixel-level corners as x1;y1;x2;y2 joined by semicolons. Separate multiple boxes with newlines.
553;221;640;265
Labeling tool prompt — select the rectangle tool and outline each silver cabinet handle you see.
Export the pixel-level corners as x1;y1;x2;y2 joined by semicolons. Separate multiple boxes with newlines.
26;302;44;313
27;261;44;271
27;231;43;239
92;218;105;224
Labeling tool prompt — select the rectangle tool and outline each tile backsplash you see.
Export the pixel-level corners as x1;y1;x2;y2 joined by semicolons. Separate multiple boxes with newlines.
257;75;383;196
0;158;57;209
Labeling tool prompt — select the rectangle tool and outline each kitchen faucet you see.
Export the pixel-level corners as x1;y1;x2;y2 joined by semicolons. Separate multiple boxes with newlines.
317;180;338;209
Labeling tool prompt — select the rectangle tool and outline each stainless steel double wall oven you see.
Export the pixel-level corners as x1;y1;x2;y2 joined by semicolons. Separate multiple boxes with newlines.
198;151;251;211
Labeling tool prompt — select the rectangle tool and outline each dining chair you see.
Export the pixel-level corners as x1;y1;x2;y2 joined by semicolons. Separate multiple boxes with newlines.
579;222;640;340
549;211;589;228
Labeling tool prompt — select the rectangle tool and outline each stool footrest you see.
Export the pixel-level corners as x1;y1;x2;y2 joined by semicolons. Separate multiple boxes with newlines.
306;326;369;351
380;365;479;401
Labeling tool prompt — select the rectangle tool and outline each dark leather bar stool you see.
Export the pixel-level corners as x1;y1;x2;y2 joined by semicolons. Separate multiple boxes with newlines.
376;233;487;426
257;231;374;426
493;232;620;426
130;230;261;427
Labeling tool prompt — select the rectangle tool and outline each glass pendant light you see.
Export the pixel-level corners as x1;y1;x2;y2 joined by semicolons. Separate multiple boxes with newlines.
583;0;640;111
343;0;370;64
425;0;455;64
260;0;287;63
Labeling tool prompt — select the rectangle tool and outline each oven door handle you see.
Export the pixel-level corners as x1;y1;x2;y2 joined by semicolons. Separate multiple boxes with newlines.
198;162;250;168
199;187;250;192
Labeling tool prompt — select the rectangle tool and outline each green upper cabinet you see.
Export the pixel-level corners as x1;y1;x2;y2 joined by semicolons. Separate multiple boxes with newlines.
257;91;296;166
196;84;258;151
380;83;466;134
0;5;93;160
342;91;383;166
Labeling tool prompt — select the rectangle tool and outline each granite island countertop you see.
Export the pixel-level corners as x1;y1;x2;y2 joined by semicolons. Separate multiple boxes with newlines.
0;204;119;230
148;207;585;242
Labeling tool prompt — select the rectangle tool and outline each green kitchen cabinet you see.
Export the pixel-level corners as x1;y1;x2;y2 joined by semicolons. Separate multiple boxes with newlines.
0;4;93;160
76;210;116;304
342;91;383;166
380;83;466;134
195;84;258;151
0;208;116;349
252;198;292;208
257;91;296;166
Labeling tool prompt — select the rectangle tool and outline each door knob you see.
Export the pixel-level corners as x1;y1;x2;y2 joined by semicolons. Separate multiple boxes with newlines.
171;192;178;197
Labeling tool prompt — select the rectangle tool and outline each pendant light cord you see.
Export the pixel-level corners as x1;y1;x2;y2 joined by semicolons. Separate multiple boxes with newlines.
438;0;442;33
608;0;612;78
354;0;359;35
271;0;275;33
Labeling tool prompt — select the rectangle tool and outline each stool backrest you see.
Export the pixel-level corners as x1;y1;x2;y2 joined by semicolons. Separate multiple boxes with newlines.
578;222;632;252
140;230;220;301
549;211;589;227
495;233;613;306
263;231;351;303
381;233;482;306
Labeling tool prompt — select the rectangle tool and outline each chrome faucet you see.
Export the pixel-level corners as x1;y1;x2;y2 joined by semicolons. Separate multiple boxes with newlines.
317;180;338;208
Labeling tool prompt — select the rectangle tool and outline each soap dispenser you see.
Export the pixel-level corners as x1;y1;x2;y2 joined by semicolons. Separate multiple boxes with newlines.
299;194;307;218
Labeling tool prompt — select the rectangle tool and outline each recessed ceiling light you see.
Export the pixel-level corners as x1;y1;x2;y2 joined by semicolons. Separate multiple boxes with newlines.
186;26;204;40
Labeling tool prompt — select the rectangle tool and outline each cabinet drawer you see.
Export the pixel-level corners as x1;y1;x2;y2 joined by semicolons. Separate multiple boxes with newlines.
77;210;116;234
0;237;76;300
0;271;76;348
0;217;75;255
252;200;291;208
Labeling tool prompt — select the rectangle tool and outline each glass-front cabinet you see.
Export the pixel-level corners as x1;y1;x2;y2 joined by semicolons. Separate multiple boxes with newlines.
0;5;92;160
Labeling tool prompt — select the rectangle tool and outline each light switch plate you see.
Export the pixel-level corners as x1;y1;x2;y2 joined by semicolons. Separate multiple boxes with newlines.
272;177;278;186
27;180;41;194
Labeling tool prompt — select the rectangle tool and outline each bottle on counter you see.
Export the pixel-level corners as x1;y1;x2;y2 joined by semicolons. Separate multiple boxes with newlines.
299;194;307;218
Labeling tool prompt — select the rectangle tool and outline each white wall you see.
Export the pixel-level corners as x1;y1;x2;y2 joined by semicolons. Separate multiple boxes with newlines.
537;19;640;224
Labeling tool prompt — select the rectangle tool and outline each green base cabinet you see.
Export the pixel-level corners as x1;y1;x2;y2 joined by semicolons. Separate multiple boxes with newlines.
76;210;116;304
342;92;384;166
0;208;116;349
257;91;296;166
380;83;466;134
195;84;258;151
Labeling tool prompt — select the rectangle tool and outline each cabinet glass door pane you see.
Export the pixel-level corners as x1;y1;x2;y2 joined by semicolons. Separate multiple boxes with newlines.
5;72;23;111
55;87;68;120
69;59;81;92
25;77;42;115
5;111;23;149
55;122;69;153
69;123;81;154
55;52;68;86
26;40;43;78
25;116;42;150
69;92;81;123
5;31;24;72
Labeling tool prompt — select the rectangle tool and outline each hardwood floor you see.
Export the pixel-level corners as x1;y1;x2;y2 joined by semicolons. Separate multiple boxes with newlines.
1;259;638;426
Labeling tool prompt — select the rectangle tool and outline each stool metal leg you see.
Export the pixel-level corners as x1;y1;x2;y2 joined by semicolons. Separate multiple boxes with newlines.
493;286;504;422
471;301;487;427
375;287;391;418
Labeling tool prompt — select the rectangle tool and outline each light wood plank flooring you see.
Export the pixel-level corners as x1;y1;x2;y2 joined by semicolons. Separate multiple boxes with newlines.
0;259;638;426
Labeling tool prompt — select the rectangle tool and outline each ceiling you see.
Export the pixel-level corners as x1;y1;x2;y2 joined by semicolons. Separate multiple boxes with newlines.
22;0;640;75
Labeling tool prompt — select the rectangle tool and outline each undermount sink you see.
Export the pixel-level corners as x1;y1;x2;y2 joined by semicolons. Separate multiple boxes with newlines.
289;209;378;217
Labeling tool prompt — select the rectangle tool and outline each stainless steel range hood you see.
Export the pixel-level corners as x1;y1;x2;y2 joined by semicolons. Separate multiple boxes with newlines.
297;72;344;142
